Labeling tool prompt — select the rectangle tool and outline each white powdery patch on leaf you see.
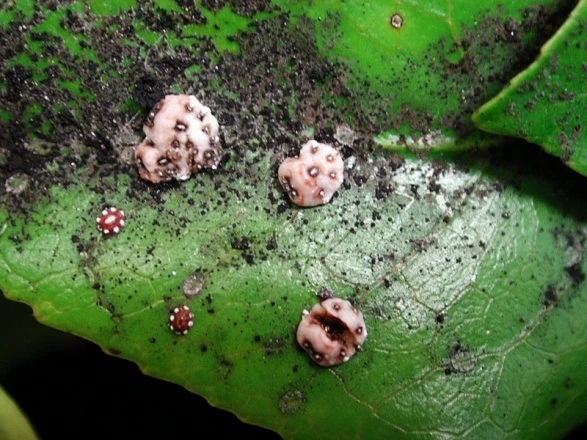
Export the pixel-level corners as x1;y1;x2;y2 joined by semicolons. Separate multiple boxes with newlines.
135;94;222;183
374;129;454;150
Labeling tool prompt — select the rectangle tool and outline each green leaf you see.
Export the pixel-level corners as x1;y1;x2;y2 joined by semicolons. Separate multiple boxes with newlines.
473;0;587;177
2;146;587;438
0;386;38;440
1;1;587;438
273;0;576;149
0;0;576;150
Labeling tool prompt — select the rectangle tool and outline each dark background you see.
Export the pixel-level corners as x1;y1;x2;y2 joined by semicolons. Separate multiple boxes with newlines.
1;293;584;439
0;294;280;439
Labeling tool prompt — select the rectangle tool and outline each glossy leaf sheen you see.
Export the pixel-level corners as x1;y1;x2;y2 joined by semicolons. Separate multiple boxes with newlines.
473;0;587;177
2;150;587;438
0;1;586;439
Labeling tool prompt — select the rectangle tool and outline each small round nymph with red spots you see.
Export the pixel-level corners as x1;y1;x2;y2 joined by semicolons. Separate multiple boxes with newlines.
169;305;194;335
96;207;126;235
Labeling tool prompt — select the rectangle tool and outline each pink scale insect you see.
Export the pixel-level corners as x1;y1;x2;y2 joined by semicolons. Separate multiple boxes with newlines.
96;207;126;235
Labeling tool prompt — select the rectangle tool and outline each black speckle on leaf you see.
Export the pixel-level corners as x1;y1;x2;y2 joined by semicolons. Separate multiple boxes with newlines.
5;65;30;103
133;75;165;109
266;236;277;250
231;237;251;250
544;285;558;309
565;262;585;286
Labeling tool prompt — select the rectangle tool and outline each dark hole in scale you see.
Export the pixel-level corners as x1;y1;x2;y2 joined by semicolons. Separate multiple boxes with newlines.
390;14;403;29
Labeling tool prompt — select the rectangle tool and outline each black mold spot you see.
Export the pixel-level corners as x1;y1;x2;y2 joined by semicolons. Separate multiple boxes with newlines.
5;65;31;102
565;262;585;286
386;0;578;137
266;236;277;251
227;0;272;17
231;237;251;250
243;253;255;265
133;76;165;109
375;181;394;200
201;0;225;12
544;285;558;310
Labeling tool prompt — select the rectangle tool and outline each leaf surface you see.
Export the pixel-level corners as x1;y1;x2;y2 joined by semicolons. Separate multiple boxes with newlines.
2;148;587;438
272;0;576;149
1;1;586;439
473;0;587;176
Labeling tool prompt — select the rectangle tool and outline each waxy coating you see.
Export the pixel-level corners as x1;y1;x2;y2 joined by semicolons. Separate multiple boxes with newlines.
169;305;194;335
296;297;367;367
278;140;344;207
135;95;222;183
96;207;126;235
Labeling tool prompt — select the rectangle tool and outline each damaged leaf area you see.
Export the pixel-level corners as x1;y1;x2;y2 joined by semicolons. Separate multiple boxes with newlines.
0;0;578;151
473;0;587;177
1;1;587;439
2;141;587;439
274;0;577;149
